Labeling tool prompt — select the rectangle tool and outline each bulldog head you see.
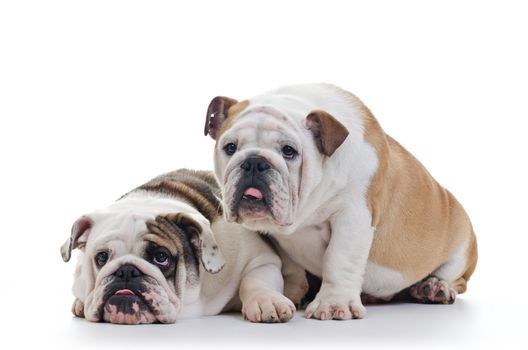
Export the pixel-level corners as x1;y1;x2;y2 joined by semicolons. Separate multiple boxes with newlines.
204;93;349;232
61;210;224;324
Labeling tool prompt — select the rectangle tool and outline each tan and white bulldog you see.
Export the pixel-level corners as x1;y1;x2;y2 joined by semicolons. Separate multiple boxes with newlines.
60;169;294;324
204;83;478;320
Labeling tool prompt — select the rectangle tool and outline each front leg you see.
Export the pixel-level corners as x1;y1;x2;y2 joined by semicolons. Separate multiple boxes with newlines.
270;240;309;308
239;262;296;323
306;207;374;320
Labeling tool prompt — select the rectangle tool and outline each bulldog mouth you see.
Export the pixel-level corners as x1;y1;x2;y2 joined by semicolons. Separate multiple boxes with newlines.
101;286;157;324
114;289;135;296
243;187;264;200
234;185;271;220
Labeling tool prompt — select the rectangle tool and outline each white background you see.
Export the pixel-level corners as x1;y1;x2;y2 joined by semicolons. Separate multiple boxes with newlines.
1;1;527;349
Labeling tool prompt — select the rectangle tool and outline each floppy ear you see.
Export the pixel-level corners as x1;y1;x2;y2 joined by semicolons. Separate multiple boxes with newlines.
306;110;349;157
204;96;238;140
61;216;93;262
153;213;226;274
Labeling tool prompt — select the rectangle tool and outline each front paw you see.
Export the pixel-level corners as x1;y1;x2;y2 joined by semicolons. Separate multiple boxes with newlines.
71;298;85;318
242;291;296;323
305;290;366;320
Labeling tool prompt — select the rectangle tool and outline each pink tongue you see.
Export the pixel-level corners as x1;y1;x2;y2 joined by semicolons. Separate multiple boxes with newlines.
115;289;135;296
244;187;263;199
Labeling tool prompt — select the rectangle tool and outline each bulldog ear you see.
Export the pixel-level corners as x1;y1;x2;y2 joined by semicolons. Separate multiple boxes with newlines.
158;213;226;274
306;110;349;157
61;216;93;262
204;96;238;140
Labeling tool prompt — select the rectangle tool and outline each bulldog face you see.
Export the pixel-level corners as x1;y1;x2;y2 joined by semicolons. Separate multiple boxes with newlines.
217;107;303;228
61;209;223;324
205;96;349;232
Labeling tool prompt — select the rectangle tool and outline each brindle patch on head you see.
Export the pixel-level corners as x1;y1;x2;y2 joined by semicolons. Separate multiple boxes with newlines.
144;217;200;286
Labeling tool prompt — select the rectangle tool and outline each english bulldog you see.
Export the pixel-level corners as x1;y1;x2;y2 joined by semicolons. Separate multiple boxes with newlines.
60;169;295;324
204;83;478;320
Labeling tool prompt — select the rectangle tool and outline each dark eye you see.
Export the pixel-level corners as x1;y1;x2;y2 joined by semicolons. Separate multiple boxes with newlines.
223;143;237;156
282;145;298;159
153;251;170;268
95;251;109;268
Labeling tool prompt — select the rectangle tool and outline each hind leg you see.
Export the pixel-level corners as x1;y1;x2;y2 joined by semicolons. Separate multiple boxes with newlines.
409;232;477;304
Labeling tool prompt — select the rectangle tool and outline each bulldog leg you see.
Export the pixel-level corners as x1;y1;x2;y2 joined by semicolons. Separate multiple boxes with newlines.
409;276;457;304
240;263;296;323
409;232;477;304
71;298;85;318
275;245;309;308
305;208;374;320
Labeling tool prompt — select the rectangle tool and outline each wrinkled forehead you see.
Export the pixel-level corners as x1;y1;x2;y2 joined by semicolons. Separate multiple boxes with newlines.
88;213;151;253
220;106;303;147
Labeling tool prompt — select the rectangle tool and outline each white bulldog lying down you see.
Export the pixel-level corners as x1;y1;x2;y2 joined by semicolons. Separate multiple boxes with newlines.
60;169;295;324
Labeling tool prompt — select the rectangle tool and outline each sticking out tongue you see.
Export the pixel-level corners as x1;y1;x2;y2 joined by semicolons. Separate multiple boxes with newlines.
244;187;263;200
115;289;135;296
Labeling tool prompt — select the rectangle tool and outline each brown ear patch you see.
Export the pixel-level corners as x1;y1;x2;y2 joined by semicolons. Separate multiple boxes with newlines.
306;110;349;157
204;96;239;139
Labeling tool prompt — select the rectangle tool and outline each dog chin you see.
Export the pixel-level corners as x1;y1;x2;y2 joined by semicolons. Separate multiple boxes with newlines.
234;201;293;229
237;198;270;219
103;294;158;324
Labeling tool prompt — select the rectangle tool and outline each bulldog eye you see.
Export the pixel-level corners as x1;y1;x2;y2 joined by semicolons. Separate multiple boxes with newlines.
153;251;170;269
95;251;109;268
223;143;237;156
281;145;298;159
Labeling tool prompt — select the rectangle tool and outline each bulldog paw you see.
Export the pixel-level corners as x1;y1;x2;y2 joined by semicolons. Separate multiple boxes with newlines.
71;298;85;318
409;276;457;304
242;291;296;323
305;291;366;320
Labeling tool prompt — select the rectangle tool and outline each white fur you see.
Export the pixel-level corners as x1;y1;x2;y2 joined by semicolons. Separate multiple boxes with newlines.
433;237;470;282
362;262;409;299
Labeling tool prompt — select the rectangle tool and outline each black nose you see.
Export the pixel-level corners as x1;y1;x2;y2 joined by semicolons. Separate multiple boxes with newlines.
240;156;271;173
113;264;143;281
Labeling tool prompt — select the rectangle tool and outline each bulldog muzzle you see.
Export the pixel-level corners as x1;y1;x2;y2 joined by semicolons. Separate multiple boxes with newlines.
233;156;275;218
101;264;158;324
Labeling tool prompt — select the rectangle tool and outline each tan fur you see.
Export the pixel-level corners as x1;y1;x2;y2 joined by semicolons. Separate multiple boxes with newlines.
214;100;250;144
356;96;477;291
207;86;477;298
306;109;350;157
228;100;250;119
